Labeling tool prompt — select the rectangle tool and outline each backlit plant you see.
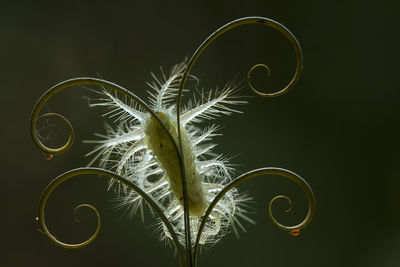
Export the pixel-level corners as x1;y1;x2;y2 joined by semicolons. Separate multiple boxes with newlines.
30;17;315;267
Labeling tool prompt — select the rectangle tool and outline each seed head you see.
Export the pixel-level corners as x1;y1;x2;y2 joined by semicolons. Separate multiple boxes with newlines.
85;61;254;246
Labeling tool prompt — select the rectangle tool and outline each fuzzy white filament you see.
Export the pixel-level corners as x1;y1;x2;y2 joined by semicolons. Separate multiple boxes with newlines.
85;62;254;245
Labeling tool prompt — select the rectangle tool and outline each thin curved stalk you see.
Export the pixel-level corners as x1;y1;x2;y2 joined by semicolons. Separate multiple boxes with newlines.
175;17;303;264
177;15;303;119
37;167;185;267
193;167;315;266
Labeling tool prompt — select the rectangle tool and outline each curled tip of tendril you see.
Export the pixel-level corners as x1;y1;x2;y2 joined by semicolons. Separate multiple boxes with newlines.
268;195;297;230
34;113;74;156
267;191;313;235
30;78;177;161
194;167;315;264
38;203;100;249
36;116;58;141
37;168;184;266
248;64;284;97
268;195;293;213
177;16;304;119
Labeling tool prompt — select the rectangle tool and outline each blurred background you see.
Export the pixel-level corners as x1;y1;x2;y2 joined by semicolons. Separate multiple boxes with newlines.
2;0;399;266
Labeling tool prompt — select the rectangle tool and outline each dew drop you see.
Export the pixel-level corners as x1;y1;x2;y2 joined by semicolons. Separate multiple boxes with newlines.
290;229;300;236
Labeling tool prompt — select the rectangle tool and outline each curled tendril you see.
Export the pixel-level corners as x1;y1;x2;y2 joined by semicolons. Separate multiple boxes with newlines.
29;78;182;162
270;195;293;213
73;204;99;224
34;112;74;157
247;64;274;97
37;203;101;249
177;16;303;121
36;114;58;141
37;167;185;267
193;167;315;266
269;194;298;232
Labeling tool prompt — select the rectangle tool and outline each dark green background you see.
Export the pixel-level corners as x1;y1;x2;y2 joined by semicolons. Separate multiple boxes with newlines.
3;0;399;266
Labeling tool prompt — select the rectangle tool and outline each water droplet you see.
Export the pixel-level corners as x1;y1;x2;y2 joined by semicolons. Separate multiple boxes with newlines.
290;229;300;236
35;217;39;221
45;153;53;160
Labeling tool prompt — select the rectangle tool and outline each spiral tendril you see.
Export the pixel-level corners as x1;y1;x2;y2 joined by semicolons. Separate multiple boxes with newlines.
37;167;185;266
269;195;297;230
73;204;98;224
30;78;182;161
175;17;304;265
38;203;101;249
269;195;293;213
247;64;276;97
36;114;59;141
193;167;315;266
34;112;74;157
177;16;303;122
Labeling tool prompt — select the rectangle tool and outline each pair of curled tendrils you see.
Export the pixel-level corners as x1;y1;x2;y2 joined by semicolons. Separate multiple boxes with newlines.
30;16;315;267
